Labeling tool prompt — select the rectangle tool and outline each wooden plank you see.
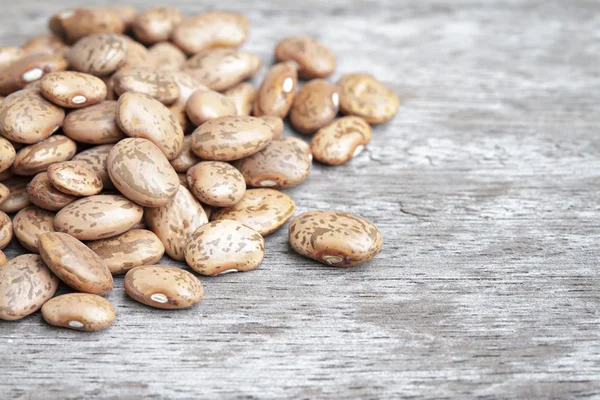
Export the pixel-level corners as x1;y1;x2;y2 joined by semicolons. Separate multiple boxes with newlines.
1;0;599;398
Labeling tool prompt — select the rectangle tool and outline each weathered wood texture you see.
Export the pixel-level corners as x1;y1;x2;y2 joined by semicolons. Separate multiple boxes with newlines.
1;0;600;398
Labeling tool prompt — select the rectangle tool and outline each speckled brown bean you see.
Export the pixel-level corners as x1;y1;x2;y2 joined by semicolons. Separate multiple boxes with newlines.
234;140;311;189
279;136;312;161
0;254;58;321
275;36;336;79
39;232;113;294
132;7;183;44
13;206;55;252
0;182;9;204
172;12;249;55
26;172;77;212
0;53;68;95
148;42;187;71
185;90;237;126
185;220;264;276
12;135;77;176
290;79;339;134
288;210;383;267
184;49;261;92
47;161;103;196
124;265;203;309
337;73;399;124
67;34;127;76
191;116;273;161
114;67;180;105
258;116;284;138
0;211;12;249
54;194;143;240
0;91;65;144
87;229;164;275
0;176;31;213
42;293;115;331
211;188;295;236
254;62;298;118
0;137;16;173
116;92;184;160
224;82;257;116
107;138;179;207
63;101;126;144
170;136;200;173
49;8;125;44
311;116;372;165
0;250;6;265
119;38;158;70
170;71;209;105
187;161;246;207
72;144;113;189
0;47;25;70
169;103;192;134
145;186;208;261
22;35;70;57
40;71;107;108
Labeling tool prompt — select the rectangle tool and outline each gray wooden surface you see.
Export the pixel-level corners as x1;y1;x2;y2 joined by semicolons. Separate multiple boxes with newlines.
2;0;600;398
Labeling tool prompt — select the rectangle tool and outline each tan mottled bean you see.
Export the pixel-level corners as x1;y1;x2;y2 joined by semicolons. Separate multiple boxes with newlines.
258;116;284;139
184;49;261;92
0;182;8;204
0;176;31;213
290;79;339;134
311;116;372;165
22;35;70;57
185;220;264;276
279;136;312;161
132;7;183;44
0;53;68;95
42;293;115;332
288;210;382;267
13;206;55;253
211;188;295;236
68;34;127;76
40;71;107;108
191;116;273;161
103;4;137;28
87;229;164;275
172;12;249;55
116;92;184;160
0;91;65;144
107;138;179;207
114;67;180;105
275;36;336;79
254;62;298;118
170;71;209;104
187;161;245;207
0;47;25;70
223;82;257;116
47;161;103;196
0;211;12;249
0;137;16;173
337;73;399;124
119;37;158;70
145;186;208;261
39;232;113;295
12;135;77;176
49;8;125;44
0;254;58;321
170;136;200;173
72;144;114;189
63;101;125;144
185;90;237;126
148;42;187;72
26;172;77;212
54;194;143;240
0;250;6;265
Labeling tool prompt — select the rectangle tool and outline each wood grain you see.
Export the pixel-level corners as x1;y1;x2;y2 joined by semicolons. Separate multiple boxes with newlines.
1;0;600;398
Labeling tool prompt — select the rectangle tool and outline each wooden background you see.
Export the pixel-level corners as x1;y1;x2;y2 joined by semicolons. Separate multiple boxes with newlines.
1;0;600;398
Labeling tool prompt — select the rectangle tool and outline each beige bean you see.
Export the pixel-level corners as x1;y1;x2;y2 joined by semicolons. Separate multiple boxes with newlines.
187;161;246;207
191;116;273;161
87;229;164;275
103;4;137;28
223;82;257;116
170;136;200;173
132;7;183;44
211;188;295;236
184;48;261;92
39;232;113;295
185;90;237;126
42;293;115;332
148;42;187;71
116;92;184;160
168;103;192;134
63;101;126;144
0;211;12;249
0;53;68;95
310;116;371;165
0;137;16;173
0;91;65;144
54;194;143;240
172;11;249;55
0;254;58;321
288;210;382;267
170;71;209;104
12;135;77;176
0;176;31;213
185;220;264;276
254;62;298;118
258;116;284;138
119;37;158;70
40;71;107;108
0;47;25;70
145;185;208;261
233;139;311;189
275;36;336;79
279;136;312;161
290;79;339;134
68;34;127;76
13;206;55;252
47;161;103;196
26;172;77;212
72;144;114;189
337;73;399;124
49;8;125;44
22;35;70;57
114;67;180;105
